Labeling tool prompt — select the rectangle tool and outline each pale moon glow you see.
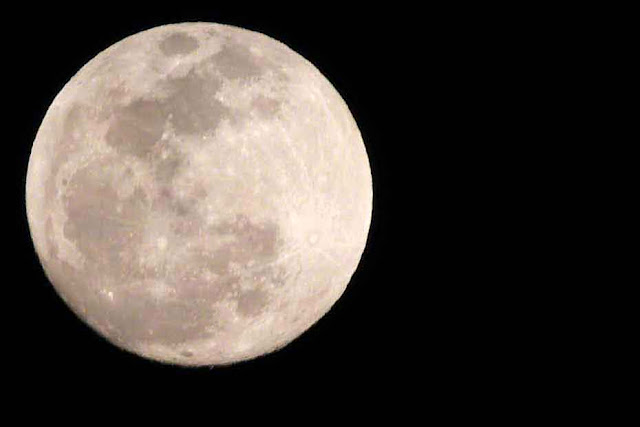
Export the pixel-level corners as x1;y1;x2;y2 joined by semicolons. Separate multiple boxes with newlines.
26;22;372;366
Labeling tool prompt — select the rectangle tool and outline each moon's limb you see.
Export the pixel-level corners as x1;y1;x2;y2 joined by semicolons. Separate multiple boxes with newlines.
26;22;372;366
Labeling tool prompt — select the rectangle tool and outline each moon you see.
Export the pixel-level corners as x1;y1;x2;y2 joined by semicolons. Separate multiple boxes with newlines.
26;22;372;366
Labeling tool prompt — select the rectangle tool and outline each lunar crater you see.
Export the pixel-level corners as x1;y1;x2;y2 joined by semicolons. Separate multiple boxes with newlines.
212;43;264;80
159;32;200;56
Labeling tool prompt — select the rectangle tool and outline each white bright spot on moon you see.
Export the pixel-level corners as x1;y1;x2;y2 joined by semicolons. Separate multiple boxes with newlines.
309;233;319;245
157;237;168;250
25;22;372;366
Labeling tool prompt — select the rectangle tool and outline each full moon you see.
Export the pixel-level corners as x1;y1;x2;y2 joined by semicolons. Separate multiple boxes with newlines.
26;22;372;366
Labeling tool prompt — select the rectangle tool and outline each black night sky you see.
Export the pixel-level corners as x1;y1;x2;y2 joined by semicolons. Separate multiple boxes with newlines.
7;4;417;400
4;1;579;418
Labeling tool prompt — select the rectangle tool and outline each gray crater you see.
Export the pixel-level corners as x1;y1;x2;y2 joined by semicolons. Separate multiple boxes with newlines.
105;99;166;157
159;32;200;56
212;43;264;80
163;69;228;135
105;67;231;157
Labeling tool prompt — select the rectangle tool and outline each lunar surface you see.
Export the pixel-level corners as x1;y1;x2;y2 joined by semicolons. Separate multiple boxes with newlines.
26;22;372;366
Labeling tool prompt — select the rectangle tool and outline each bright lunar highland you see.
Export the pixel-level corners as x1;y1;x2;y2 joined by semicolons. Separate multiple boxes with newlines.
26;22;372;366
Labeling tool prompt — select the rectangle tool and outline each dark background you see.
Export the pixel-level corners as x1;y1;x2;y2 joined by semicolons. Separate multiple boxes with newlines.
6;3;564;416
7;4;417;400
5;2;613;418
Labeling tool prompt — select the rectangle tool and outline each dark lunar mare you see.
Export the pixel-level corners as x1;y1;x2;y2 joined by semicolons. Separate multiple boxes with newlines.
52;35;289;348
